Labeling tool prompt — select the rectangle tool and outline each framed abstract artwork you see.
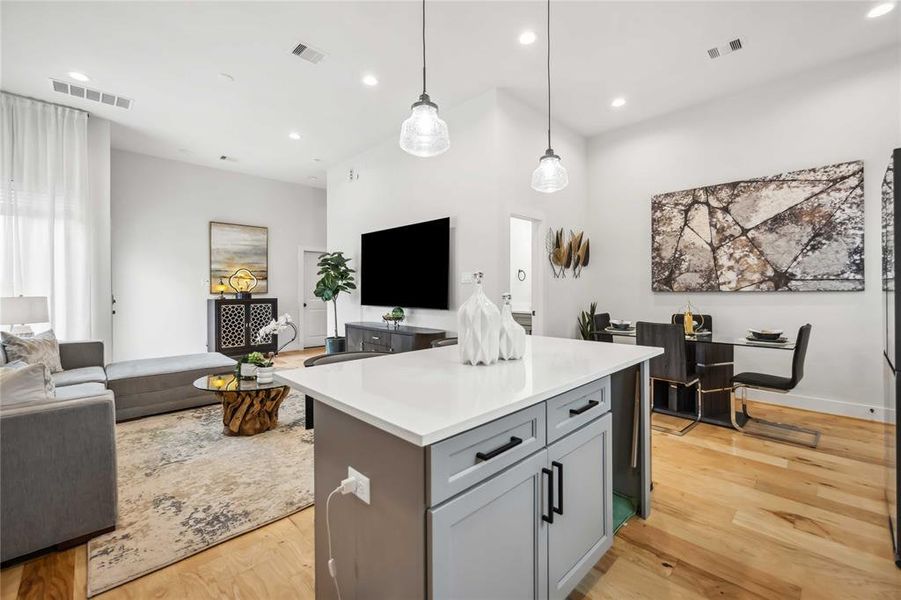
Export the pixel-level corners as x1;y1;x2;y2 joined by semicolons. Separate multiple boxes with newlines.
209;222;269;294
651;160;864;292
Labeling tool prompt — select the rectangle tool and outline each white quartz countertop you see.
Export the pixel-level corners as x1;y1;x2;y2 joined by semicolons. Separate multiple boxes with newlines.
275;336;662;446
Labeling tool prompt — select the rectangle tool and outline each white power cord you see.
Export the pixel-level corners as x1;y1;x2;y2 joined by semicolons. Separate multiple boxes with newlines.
326;476;358;600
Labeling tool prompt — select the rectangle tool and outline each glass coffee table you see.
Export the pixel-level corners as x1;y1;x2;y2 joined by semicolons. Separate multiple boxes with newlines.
193;374;289;436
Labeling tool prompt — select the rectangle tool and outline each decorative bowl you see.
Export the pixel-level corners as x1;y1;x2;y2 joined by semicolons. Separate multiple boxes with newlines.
610;320;632;330
748;328;783;341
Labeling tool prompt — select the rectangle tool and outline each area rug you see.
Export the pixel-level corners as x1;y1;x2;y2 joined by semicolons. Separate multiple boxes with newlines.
86;392;314;597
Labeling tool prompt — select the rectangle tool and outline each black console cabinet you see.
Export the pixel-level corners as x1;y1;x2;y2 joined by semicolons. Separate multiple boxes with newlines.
207;298;278;358
345;322;448;353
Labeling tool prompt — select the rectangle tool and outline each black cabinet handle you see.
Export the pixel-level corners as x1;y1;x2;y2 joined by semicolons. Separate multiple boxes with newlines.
569;399;599;416
552;461;563;515
476;436;523;462
542;467;554;524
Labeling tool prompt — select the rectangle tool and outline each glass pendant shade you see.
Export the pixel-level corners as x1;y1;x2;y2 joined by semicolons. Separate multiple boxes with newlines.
399;96;450;158
531;150;569;193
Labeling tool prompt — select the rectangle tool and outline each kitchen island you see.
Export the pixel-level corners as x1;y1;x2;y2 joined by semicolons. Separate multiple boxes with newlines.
276;336;662;600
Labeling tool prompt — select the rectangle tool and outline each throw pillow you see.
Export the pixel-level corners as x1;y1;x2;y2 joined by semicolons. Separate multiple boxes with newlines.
0;362;53;406
1;330;63;373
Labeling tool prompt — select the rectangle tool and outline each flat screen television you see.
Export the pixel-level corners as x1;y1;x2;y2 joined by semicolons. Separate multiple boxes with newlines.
361;217;450;309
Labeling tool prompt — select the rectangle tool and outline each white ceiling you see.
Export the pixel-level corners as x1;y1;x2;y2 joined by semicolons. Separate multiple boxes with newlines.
2;1;898;188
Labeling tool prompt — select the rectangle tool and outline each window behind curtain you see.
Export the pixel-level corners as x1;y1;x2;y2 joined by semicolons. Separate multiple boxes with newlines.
0;92;92;339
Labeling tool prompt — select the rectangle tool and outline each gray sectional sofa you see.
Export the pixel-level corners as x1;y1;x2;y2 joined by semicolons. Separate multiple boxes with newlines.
0;341;235;563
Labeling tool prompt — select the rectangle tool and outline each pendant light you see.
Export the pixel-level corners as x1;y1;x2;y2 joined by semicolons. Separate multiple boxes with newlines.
531;0;568;193
399;0;450;157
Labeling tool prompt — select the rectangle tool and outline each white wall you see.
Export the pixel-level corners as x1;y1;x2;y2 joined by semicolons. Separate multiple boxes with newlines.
509;217;532;313
588;48;901;419
111;150;326;360
327;89;593;338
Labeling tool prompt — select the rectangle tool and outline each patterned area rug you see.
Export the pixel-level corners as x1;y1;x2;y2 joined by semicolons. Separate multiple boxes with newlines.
86;392;314;597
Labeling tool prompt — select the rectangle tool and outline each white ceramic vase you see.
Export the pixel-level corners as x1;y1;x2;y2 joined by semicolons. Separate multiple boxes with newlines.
498;293;526;360
256;366;275;384
458;273;500;366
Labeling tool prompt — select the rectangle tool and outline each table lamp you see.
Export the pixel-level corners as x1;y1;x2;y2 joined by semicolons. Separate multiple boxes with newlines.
0;296;50;337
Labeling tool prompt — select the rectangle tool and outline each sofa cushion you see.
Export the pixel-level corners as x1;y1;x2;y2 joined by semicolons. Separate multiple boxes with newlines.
52;382;108;401
0;363;52;406
1;330;63;373
52;366;107;387
106;353;235;397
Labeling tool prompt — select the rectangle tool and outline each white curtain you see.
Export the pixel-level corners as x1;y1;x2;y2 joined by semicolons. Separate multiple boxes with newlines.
1;92;92;339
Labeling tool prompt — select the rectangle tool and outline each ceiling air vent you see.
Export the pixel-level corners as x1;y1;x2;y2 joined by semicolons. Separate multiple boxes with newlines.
707;38;744;60
48;78;133;110
292;42;326;64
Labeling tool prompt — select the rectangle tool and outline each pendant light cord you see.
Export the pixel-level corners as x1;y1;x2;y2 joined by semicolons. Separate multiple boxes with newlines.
422;0;427;95
546;0;552;150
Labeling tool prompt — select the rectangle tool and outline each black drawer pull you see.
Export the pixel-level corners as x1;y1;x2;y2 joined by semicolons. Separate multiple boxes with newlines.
569;400;599;416
552;461;563;515
475;436;523;462
542;467;554;524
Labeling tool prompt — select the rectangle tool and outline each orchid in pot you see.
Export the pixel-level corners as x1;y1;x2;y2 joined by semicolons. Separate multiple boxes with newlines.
256;313;298;353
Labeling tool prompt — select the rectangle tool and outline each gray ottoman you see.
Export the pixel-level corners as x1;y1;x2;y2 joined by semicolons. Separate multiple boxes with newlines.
106;353;236;421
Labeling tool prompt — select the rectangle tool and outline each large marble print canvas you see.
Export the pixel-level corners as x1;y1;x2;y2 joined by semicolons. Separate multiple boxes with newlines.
651;160;864;292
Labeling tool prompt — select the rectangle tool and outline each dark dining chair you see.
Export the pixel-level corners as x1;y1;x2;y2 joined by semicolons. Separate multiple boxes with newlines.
431;337;458;348
591;313;613;342
636;322;701;436
671;313;713;333
302;351;387;429
730;324;819;447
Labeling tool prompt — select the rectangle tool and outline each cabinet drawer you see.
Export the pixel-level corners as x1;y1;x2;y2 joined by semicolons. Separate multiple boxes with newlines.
362;329;390;346
546;377;610;443
362;342;390;353
427;404;546;506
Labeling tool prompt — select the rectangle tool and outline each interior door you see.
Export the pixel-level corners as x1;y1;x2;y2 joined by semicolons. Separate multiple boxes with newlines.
547;414;613;600
303;250;327;348
429;449;549;600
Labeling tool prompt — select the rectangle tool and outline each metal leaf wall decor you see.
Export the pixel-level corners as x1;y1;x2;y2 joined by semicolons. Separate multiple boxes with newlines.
547;228;590;278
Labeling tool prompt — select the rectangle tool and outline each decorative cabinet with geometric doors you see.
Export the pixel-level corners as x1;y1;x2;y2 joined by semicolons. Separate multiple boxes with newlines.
207;298;278;358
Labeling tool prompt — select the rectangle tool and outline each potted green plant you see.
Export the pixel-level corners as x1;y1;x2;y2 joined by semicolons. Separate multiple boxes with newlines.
313;251;356;353
239;351;274;381
577;301;598;341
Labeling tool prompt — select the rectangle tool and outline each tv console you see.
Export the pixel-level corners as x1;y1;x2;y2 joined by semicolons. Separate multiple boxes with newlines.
346;322;450;353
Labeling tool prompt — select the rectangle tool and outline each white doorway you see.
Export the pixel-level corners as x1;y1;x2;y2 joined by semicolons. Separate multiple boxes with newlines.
509;216;535;334
300;249;327;348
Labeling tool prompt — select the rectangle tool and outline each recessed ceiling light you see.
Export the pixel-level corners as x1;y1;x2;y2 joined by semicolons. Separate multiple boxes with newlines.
312;158;322;162
68;71;90;82
868;2;896;17
362;74;379;87
308;176;319;181
518;30;537;45
610;97;627;108
218;72;235;82
288;131;301;140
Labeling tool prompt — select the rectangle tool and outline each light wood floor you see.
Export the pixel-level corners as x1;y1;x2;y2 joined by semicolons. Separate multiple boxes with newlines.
2;350;899;599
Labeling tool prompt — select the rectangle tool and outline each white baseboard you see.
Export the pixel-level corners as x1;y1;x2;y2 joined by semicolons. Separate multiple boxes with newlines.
747;389;893;424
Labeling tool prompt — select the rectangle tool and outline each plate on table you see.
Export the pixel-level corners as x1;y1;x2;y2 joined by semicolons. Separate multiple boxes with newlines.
748;328;783;341
745;335;789;345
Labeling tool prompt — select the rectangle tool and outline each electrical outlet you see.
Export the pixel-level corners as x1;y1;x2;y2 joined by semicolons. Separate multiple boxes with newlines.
347;466;370;504
460;271;474;284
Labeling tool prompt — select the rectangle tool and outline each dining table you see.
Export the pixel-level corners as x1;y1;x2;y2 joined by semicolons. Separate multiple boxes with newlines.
592;325;796;430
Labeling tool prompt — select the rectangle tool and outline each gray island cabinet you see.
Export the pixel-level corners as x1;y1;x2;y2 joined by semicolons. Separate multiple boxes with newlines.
275;336;662;600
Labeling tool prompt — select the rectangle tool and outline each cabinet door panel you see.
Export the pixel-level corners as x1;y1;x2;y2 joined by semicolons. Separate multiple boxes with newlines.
429;450;548;600
547;414;612;600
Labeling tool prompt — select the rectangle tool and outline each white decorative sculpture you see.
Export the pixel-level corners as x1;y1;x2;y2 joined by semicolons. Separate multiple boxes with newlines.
498;293;526;360
458;272;500;366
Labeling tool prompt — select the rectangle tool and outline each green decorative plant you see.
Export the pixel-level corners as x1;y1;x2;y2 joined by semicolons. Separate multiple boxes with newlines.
314;251;357;339
242;351;273;367
577;301;598;341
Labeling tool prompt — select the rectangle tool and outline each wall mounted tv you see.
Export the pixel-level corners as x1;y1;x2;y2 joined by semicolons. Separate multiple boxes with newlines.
361;217;450;310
